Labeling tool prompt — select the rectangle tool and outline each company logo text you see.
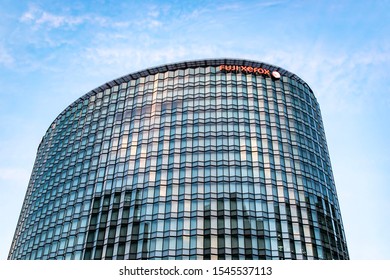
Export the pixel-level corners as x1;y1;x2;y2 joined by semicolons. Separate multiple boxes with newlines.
219;65;280;79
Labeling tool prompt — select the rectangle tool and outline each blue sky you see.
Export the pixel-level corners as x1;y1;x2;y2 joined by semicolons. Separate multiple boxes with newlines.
0;0;389;260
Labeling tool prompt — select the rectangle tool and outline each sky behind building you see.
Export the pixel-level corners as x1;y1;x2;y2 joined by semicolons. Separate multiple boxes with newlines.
0;0;389;260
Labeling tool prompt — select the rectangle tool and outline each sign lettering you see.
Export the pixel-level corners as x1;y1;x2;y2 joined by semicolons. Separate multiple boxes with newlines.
219;65;280;79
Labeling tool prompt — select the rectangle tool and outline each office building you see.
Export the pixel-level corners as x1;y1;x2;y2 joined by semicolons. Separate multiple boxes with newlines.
8;59;349;259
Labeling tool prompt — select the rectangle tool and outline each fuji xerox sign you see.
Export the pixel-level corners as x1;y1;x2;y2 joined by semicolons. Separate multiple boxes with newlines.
219;65;281;79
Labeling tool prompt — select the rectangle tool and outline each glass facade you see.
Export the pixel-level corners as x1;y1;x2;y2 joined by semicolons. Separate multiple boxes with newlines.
8;59;349;260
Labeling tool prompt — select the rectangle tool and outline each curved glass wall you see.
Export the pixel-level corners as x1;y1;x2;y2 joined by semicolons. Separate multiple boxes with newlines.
8;59;349;260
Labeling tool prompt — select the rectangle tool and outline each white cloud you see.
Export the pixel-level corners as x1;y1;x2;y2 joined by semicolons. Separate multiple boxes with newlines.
36;11;84;28
20;6;84;29
82;45;182;76
0;168;30;187
147;19;162;28
81;43;221;76
19;6;128;30
213;0;286;13
19;6;38;22
257;44;390;115
0;46;14;67
19;5;162;31
147;6;160;18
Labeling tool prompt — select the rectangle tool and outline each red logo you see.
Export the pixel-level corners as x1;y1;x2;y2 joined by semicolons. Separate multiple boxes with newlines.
219;65;281;79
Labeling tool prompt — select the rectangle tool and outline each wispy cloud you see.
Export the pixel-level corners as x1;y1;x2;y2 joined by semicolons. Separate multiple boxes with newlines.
258;42;390;114
217;0;286;12
0;45;14;67
20;6;86;29
19;4;165;31
0;168;30;186
80;43;219;78
19;5;131;30
256;0;288;8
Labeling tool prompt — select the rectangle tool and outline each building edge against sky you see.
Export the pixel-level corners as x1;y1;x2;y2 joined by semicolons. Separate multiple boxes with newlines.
8;58;349;260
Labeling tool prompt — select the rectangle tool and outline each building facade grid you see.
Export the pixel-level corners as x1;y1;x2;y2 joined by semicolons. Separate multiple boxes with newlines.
8;59;349;260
